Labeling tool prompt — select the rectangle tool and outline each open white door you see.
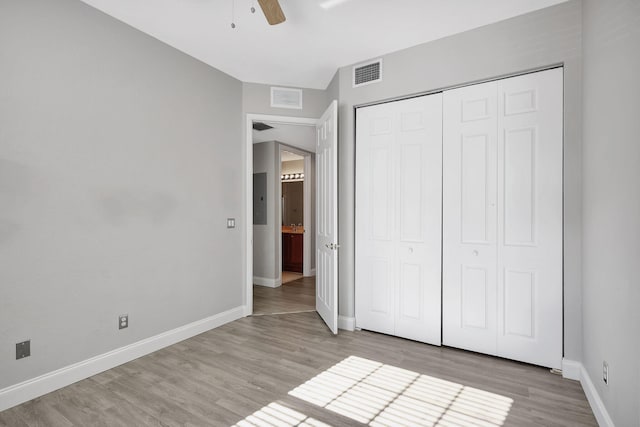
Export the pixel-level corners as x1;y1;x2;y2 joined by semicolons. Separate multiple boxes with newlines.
316;100;338;334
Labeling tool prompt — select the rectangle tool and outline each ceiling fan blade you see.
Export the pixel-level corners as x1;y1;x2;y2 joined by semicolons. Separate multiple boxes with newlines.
257;0;286;25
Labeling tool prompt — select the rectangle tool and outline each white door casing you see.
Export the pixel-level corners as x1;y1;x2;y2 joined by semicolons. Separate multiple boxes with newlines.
316;100;339;334
443;68;563;369
355;94;443;345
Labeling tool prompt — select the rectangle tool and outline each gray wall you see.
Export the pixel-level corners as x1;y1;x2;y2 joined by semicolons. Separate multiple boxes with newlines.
252;142;280;283
0;0;243;389
581;1;640;425
243;83;330;119
335;0;584;361
326;71;340;106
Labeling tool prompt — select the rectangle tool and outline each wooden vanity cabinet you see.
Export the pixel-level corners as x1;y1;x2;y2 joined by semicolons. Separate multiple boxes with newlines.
282;232;303;273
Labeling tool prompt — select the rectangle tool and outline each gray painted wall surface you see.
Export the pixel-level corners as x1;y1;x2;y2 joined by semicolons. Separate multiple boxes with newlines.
252;142;280;282
243;83;329;119
581;1;640;425
0;0;243;389
326;71;340;107
335;1;584;361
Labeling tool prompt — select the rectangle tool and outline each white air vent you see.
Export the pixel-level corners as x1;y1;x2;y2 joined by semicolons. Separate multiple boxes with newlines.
271;87;303;109
353;59;382;88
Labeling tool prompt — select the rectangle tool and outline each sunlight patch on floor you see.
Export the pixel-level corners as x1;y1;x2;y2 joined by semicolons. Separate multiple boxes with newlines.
234;356;513;426
234;402;330;427
288;356;513;427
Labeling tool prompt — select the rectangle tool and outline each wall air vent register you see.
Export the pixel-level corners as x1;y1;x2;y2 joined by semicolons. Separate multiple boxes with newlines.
353;59;383;87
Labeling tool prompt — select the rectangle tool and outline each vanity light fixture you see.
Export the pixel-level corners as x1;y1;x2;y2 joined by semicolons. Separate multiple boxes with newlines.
281;173;304;182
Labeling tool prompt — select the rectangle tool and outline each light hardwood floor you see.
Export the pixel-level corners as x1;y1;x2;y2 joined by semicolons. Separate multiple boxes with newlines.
253;276;315;315
0;312;596;427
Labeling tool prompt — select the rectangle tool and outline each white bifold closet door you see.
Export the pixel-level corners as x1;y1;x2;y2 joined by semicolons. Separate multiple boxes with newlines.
355;94;442;346
442;68;563;369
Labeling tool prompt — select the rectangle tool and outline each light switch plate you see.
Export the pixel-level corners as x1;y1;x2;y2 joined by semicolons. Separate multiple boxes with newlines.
227;218;236;228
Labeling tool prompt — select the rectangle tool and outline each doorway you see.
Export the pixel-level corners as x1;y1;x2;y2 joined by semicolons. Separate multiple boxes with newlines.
245;102;339;333
248;118;316;316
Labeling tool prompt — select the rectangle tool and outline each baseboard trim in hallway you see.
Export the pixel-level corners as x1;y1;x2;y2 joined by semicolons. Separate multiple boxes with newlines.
0;305;245;412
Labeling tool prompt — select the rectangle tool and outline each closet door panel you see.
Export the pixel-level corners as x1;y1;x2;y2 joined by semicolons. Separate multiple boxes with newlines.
356;94;442;345
496;68;563;369
394;94;442;345
443;81;499;355
355;103;396;334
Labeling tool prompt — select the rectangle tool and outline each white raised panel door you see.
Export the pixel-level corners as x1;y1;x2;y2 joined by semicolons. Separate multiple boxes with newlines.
393;95;442;345
355;94;442;345
316;100;338;334
443;81;499;356
355;102;396;335
496;68;563;369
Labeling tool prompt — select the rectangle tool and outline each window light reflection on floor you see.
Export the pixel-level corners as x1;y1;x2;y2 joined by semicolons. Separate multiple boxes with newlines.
288;356;513;427
234;356;513;427
234;402;330;427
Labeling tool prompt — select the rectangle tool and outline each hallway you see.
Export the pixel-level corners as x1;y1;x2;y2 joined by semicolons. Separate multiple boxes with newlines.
253;276;315;315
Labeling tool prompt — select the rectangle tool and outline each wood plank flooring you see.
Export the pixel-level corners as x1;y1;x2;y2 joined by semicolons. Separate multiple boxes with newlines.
0;312;596;427
281;271;303;284
253;276;315;315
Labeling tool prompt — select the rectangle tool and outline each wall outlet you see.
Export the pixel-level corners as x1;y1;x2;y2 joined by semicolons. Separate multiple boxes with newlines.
16;340;30;360
119;314;128;330
603;361;609;385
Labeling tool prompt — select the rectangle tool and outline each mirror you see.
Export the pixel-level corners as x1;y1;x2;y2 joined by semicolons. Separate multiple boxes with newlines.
282;181;303;225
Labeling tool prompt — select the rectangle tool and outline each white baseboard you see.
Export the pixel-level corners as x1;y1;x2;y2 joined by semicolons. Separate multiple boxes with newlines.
253;276;281;288
0;305;245;412
243;305;253;317
338;316;355;331
309;268;316;276
561;359;614;427
562;358;582;381
580;364;615;427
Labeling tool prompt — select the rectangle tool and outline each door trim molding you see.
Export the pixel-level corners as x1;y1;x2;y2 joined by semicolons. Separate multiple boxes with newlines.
245;114;318;315
0;306;245;412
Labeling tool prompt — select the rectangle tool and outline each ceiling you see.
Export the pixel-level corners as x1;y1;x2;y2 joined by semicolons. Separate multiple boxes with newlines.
253;123;316;153
80;0;568;89
281;151;304;162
